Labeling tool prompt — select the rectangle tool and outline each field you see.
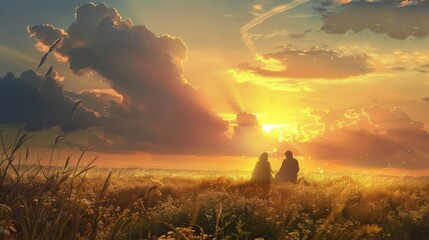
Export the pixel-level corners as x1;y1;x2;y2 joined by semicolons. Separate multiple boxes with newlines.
1;134;429;240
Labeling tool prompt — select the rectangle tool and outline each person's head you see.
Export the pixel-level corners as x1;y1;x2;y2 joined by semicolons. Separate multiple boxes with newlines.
285;150;293;159
259;152;268;161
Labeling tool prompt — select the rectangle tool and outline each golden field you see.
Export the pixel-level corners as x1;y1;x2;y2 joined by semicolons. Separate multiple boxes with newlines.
1;133;429;239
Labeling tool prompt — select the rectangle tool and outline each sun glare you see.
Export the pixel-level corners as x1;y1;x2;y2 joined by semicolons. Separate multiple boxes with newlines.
262;124;289;133
262;124;290;142
262;124;276;133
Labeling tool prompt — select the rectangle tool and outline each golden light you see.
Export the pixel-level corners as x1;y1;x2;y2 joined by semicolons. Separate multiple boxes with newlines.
261;124;291;142
262;124;291;133
227;67;312;92
262;124;277;133
254;53;285;71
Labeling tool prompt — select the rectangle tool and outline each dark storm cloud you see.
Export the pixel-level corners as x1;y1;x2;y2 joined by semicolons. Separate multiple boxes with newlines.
320;0;429;40
0;71;98;131
28;3;227;151
237;45;371;79
301;106;429;169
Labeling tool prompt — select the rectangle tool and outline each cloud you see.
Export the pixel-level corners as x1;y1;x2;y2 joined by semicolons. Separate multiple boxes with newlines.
423;97;429;102
320;0;429;40
300;106;429;169
249;30;289;40
28;3;228;152
287;30;312;39
241;0;309;52
0;71;98;131
248;29;312;40
415;64;429;74
234;45;372;79
235;112;259;126
27;24;67;52
22;2;429;166
64;89;122;117
314;7;328;13
389;66;408;72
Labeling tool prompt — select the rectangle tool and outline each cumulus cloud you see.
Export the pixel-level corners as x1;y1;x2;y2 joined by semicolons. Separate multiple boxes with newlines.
22;2;429;167
320;0;429;40
28;3;227;152
0;71;98;131
235;112;259;126
300;106;429;169
27;24;67;52
235;45;371;79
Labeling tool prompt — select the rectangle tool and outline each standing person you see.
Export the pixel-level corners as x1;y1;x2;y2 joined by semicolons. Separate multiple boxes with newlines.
250;152;273;184
275;151;299;184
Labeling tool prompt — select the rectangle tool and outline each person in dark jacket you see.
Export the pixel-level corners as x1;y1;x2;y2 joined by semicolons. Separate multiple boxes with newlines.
275;151;299;183
250;152;273;184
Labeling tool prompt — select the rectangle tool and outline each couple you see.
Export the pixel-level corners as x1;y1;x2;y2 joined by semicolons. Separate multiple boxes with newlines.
251;151;299;185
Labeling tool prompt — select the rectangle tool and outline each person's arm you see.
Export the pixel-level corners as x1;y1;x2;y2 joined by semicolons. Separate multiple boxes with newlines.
269;162;274;174
279;160;286;171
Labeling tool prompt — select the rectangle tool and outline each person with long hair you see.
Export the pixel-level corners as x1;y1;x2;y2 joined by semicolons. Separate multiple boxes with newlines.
250;152;273;184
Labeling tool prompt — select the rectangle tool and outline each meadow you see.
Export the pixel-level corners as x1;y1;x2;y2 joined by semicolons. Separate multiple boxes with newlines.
1;132;429;240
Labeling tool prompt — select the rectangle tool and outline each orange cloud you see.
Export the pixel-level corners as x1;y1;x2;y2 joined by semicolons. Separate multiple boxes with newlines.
231;45;372;84
297;106;429;169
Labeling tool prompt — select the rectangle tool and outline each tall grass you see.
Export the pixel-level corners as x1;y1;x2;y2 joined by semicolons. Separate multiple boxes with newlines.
1;130;429;239
0;129;101;239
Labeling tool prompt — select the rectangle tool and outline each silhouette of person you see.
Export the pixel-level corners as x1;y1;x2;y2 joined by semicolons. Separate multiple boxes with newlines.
275;151;299;184
250;152;273;184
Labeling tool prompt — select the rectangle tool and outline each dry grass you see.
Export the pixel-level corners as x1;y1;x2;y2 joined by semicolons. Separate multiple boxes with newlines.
1;131;429;239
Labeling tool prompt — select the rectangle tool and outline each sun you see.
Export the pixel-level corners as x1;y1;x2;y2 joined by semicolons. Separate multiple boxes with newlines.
262;124;277;133
261;124;291;142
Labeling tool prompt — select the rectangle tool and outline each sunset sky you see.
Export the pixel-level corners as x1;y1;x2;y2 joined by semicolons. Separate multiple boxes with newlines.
1;0;429;174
